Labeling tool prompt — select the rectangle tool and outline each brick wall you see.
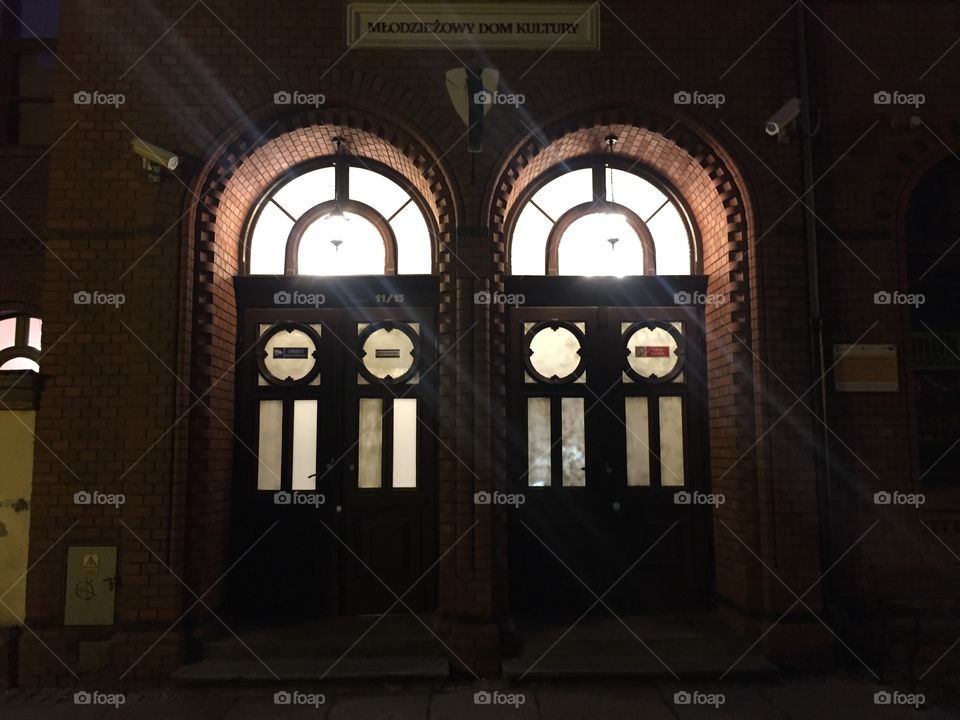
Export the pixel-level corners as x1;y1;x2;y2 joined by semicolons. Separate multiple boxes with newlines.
2;0;957;682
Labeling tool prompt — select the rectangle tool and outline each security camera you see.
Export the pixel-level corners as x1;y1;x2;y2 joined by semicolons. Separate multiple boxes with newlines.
130;138;179;171
765;98;802;136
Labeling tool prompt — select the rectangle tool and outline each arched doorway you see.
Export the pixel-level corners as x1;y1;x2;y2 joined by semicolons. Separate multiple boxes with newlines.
183;115;458;622
503;152;712;612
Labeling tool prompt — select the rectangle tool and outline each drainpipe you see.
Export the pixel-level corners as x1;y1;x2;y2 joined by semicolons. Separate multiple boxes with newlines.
795;4;835;602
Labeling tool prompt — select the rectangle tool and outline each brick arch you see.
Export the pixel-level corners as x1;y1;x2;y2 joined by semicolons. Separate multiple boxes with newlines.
484;110;761;610
179;107;460;597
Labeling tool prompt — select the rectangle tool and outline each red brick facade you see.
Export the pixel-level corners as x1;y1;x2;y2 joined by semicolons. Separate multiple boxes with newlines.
3;0;959;684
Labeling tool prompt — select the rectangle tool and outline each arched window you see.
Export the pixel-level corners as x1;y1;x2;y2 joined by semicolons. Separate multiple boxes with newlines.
0;314;41;371
245;155;434;276
509;159;697;276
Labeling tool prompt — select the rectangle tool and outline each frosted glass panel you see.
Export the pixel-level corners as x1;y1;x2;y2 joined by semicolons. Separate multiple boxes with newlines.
623;322;681;381
527;397;552;487
27;318;42;350
292;400;318;490
0;358;39;372
263;327;317;382
626;397;650;486
358;398;383;488
529;169;593;220
0;317;16;350
257;400;283;491
510;204;552;275
561;397;586;487
527;322;583;383
648;202;692;275
248;202;294;274
606;168;667;220
272;167;336;218
298;212;385;275
350;167;410;219
391;201;433;274
392;399;417;488
659;396;685;486
361;324;417;381
558;212;644;277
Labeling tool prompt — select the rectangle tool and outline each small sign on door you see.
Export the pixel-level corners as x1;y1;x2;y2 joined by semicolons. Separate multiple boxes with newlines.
273;347;309;359
635;346;670;358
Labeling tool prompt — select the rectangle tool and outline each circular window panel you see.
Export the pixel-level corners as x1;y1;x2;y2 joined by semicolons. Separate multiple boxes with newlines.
622;321;684;383
359;322;418;384
258;323;321;385
524;321;586;384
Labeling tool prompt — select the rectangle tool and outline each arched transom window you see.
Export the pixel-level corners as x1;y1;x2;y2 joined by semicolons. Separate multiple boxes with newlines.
246;156;434;276
510;159;697;276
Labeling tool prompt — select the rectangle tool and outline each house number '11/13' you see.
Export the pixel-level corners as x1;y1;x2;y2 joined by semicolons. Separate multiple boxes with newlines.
376;293;405;303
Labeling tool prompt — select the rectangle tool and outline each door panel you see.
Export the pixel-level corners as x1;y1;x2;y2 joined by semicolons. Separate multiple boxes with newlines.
229;287;438;618
508;290;712;613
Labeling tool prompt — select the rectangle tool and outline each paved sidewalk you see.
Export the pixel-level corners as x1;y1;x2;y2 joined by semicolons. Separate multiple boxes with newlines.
2;678;959;719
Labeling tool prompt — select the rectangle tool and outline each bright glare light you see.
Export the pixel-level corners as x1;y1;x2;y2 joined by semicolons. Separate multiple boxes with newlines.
557;212;643;277
297;212;385;275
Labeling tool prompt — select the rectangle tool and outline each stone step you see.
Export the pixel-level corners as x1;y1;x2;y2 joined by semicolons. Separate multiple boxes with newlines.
502;652;779;680
173;656;450;684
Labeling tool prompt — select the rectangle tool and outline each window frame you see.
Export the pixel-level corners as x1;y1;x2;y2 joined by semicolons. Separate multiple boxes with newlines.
242;156;439;276
0;1;58;147
505;155;701;276
0;313;40;370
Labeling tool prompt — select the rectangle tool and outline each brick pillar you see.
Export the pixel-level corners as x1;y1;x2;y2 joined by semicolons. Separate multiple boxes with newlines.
435;230;506;676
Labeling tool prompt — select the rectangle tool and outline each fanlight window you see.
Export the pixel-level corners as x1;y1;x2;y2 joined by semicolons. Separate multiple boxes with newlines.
510;163;695;276
247;160;433;275
0;314;42;371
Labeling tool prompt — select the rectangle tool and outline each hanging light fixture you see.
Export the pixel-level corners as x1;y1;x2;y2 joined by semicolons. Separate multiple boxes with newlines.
600;134;623;251
327;136;350;251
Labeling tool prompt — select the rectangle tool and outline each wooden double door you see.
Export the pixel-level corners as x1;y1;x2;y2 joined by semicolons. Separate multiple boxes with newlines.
229;277;438;617
507;277;713;613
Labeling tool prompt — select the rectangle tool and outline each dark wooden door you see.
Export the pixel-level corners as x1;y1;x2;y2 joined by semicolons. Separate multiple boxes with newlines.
230;278;438;617
507;277;712;614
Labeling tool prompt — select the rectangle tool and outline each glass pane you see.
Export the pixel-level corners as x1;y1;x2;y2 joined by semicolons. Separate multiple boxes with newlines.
298;212;385;275
360;324;416;381
529;168;593;220
390;201;432;274
248;202;294;274
510;203;552;275
623;322;680;380
527;397;551;487
392;399;417;488
606;169;667;220
0;318;16;350
558;212;644;277
292;400;317;490
272;167;336;219
659;396;685;486
263;327;317;382
527;323;582;382
350;167;410;219
648;203;692;275
625;397;650;486
16;1;59;38
0;357;39;372
358;398;383;488
257;400;283;491
27;317;41;350
15;102;54;146
561;397;586;487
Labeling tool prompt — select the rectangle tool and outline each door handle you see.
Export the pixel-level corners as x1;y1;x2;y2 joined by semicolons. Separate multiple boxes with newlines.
612;501;621;512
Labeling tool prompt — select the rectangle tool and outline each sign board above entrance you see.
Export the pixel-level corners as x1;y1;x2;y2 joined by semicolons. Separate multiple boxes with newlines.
347;3;601;49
